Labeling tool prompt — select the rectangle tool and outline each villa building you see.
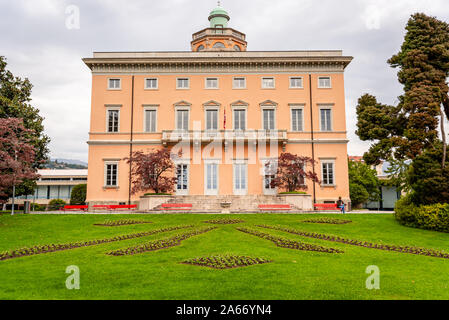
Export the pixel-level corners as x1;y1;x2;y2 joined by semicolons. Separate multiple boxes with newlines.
83;4;353;210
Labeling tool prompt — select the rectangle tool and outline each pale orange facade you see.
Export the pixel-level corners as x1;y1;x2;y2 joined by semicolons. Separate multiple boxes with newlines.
83;7;353;207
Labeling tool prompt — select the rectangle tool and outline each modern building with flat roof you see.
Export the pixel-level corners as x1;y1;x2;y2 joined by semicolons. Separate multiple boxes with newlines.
83;4;353;209
6;169;88;207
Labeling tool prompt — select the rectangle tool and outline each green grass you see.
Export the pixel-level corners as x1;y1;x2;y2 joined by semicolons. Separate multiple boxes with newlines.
0;213;449;300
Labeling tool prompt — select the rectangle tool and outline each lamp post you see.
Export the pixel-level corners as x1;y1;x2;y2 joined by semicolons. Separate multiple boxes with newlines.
11;150;17;216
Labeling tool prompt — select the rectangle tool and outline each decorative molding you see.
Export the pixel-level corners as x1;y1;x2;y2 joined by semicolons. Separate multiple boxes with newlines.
230;100;249;106
259;100;278;107
173;100;192;107
84;53;353;74
203;100;221;107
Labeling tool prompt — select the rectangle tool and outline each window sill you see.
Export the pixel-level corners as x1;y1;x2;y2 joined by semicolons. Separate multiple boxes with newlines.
289;87;304;90
321;184;337;188
107;88;122;91
144;88;159;91
103;186;119;190
317;87;332;89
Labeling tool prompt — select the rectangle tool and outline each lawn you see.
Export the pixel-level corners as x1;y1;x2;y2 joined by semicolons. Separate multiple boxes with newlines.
0;213;449;300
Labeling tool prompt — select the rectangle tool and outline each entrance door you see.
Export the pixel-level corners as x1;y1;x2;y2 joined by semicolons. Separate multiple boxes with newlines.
233;163;247;195
205;163;218;195
176;164;189;195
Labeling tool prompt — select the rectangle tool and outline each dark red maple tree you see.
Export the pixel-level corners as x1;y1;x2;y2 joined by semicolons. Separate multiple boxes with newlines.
124;148;178;194
267;153;320;192
0;118;39;202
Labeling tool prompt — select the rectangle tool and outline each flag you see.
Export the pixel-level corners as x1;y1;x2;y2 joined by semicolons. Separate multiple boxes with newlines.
223;109;226;130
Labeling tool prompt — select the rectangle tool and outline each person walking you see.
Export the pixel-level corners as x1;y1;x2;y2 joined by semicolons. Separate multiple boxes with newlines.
337;197;345;214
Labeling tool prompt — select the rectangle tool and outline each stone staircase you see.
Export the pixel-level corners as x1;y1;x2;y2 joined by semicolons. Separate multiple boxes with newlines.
152;195;302;213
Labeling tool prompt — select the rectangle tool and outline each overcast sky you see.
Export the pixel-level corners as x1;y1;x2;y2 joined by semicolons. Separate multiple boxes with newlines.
1;0;449;162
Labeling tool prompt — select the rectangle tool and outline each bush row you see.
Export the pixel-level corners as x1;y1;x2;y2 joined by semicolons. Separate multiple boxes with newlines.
0;225;193;261
236;227;343;254
203;219;245;225
258;224;449;259
301;218;352;225
94;219;153;227
394;195;449;233
182;255;271;269
106;227;217;256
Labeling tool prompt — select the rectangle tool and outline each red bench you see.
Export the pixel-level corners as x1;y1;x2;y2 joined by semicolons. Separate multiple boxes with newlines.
93;205;137;211
60;205;88;212
161;203;192;211
259;204;291;211
314;203;338;211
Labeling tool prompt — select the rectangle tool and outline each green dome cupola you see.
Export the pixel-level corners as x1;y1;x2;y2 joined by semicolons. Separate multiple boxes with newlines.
208;2;230;28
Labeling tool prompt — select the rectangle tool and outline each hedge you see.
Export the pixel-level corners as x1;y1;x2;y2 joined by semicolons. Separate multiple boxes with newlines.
394;195;449;233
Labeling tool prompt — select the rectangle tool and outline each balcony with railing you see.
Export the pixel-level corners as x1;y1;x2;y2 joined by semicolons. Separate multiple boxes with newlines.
162;130;288;150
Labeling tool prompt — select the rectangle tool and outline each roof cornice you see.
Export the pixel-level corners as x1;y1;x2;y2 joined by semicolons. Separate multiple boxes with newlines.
83;52;353;74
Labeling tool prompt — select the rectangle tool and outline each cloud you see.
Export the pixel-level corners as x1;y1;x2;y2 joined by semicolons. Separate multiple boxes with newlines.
1;0;449;162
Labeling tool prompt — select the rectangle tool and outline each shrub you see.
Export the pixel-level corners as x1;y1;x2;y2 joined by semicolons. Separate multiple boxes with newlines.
70;184;87;205
48;199;66;210
395;197;449;233
31;203;46;211
278;191;307;195
394;194;419;227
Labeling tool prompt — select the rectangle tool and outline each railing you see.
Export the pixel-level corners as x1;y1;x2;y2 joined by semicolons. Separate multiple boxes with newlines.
162;130;287;143
192;28;246;41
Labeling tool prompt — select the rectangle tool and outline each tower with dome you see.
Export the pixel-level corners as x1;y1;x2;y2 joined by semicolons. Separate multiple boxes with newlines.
191;2;247;52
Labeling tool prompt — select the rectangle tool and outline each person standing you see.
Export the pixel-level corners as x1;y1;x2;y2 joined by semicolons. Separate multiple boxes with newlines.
337;197;345;214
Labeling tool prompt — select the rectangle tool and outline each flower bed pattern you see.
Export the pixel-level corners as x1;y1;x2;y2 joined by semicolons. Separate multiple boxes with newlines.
94;220;153;227
258;224;449;259
236;227;343;254
107;227;217;256
203;219;245;225
181;255;272;269
0;225;193;261
301;218;352;225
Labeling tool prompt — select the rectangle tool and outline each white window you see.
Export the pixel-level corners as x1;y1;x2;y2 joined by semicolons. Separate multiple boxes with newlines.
205;162;219;195
233;109;246;131
177;78;190;89
144;109;157;133
262;109;275;130
320;108;332;131
290;77;303;88
176;109;189;131
262;77;275;89
107;109;120;133
291;108;304;132
105;163;118;187
108;78;121;90
318;76;331;88
205;78;219;89
206;109;218;131
145;78;158;89
233;163;247;195
176;164;189;195
233;77;246;89
322;162;335;186
263;161;277;195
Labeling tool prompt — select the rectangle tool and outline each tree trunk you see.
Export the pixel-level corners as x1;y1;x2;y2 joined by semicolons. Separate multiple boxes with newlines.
441;107;447;169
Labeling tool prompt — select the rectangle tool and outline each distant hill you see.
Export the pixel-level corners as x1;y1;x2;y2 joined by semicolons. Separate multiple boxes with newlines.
45;159;88;169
